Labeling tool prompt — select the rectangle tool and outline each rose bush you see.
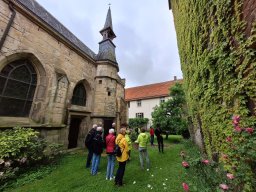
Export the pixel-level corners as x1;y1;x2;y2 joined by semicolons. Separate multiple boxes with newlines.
0;127;63;186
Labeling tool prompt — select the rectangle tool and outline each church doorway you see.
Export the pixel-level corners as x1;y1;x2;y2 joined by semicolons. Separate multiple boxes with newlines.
68;116;82;149
103;119;114;139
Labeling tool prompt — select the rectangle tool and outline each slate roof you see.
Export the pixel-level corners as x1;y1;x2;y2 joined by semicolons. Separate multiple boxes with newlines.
103;7;113;30
125;80;182;101
16;0;96;59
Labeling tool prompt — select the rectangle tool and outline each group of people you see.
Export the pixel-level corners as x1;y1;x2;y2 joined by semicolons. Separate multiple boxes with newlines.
84;123;164;187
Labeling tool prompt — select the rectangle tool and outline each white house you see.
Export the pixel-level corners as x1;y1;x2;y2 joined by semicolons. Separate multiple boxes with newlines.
125;78;182;128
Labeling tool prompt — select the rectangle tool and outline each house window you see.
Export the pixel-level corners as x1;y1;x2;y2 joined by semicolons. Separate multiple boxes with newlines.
99;80;102;84
0;59;37;117
137;100;141;107
160;97;165;104
128;101;130;108
108;91;111;96
136;113;144;118
71;83;86;106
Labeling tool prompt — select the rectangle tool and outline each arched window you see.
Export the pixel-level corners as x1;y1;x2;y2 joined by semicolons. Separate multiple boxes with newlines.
71;83;86;106
0;60;37;117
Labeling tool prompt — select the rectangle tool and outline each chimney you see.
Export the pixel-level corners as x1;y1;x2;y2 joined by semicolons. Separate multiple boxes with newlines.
174;76;177;81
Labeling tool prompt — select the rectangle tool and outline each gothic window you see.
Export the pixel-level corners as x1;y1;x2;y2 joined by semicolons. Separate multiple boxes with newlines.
71;83;86;106
0;60;37;117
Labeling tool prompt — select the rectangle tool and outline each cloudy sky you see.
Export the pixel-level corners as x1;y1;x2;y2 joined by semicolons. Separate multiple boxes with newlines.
36;0;182;88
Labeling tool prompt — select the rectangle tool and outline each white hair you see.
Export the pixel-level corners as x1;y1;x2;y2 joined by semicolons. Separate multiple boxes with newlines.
109;128;115;134
96;127;103;132
93;124;97;128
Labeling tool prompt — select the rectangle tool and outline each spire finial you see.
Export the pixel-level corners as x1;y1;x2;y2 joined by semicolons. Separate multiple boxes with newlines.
108;3;111;7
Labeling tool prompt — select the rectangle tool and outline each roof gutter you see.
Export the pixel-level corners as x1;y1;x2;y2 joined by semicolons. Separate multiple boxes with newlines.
0;2;16;51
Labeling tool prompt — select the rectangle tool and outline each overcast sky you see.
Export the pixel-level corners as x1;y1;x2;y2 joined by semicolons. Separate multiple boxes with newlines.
36;0;182;88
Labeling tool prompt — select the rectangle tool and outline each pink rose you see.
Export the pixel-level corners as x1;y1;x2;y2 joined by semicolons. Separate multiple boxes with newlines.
219;184;229;190
182;161;189;168
245;127;254;134
202;159;209;165
226;136;232;142
234;126;242;133
233;120;239;126
226;173;234;179
182;182;189;191
232;115;240;122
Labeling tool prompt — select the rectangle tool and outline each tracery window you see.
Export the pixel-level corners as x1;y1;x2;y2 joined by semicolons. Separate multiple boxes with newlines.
0;60;37;117
71;83;86;106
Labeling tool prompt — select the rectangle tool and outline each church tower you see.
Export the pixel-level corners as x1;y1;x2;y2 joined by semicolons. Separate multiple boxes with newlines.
97;7;117;63
93;7;125;133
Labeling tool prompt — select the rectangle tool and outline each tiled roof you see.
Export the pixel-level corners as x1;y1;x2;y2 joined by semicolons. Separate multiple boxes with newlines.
125;80;182;101
16;0;96;59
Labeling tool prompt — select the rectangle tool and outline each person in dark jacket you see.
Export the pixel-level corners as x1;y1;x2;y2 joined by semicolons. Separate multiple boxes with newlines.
91;127;104;175
85;124;97;168
105;128;116;180
155;125;164;153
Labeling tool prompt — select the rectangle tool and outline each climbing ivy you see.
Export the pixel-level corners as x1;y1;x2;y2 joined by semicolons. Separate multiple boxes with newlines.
171;0;256;190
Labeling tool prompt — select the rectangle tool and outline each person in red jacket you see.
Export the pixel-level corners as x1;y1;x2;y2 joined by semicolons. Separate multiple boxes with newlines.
149;126;155;146
105;128;116;180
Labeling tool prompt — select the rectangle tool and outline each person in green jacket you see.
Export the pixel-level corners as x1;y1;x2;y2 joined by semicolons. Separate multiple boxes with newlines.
135;128;150;169
125;129;132;161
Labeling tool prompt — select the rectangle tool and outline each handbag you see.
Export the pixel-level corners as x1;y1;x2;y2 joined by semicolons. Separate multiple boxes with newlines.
114;139;123;157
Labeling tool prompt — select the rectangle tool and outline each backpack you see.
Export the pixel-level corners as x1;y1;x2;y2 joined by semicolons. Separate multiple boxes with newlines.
85;129;96;147
114;139;123;157
114;144;122;157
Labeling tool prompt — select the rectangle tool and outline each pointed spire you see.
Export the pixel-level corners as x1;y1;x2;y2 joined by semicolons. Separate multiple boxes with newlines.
97;6;117;63
100;6;116;40
104;7;113;30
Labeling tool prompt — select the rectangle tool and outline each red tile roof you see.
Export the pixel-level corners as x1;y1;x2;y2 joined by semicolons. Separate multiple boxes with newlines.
125;80;182;101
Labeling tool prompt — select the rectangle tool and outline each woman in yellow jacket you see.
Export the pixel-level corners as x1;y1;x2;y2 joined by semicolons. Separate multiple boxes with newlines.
115;127;129;186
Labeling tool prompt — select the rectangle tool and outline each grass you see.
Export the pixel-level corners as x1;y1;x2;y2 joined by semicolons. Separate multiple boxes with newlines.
4;136;186;192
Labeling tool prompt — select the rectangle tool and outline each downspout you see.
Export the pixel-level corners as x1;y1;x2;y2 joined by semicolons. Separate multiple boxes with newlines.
0;2;16;51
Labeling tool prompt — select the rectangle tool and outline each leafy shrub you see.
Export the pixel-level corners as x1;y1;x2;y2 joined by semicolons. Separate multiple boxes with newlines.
129;129;138;142
128;118;149;131
0;127;63;186
221;116;256;191
180;141;227;192
180;116;256;191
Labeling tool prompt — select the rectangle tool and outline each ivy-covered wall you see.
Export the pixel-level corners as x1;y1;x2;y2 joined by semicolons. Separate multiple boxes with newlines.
170;0;256;157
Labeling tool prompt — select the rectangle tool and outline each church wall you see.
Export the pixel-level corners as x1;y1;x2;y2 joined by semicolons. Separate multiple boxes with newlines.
0;1;97;147
0;0;127;149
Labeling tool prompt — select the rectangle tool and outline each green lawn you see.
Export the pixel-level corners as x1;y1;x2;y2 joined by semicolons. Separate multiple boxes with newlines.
5;136;186;192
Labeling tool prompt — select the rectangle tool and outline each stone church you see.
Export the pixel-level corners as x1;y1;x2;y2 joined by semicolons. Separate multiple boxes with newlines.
0;0;127;148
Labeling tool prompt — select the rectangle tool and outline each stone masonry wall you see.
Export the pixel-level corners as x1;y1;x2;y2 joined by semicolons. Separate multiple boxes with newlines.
0;2;96;124
0;1;96;146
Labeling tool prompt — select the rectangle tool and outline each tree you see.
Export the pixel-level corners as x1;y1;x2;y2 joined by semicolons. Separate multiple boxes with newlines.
128;118;149;138
128;118;149;130
152;83;189;137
